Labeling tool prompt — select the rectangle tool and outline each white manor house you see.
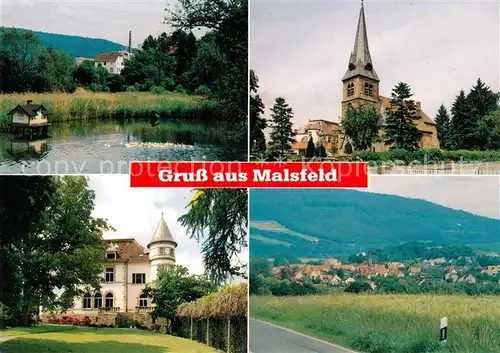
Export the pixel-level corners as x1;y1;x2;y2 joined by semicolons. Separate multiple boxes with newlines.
42;214;177;325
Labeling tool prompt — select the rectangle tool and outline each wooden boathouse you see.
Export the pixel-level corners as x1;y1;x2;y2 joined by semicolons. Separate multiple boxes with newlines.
8;100;51;140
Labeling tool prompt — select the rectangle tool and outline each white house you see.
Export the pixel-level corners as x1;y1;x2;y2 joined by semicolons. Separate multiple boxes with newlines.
94;52;130;74
44;214;177;322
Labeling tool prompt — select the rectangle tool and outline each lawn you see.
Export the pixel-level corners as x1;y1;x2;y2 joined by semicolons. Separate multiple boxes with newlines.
251;294;500;353
0;325;218;353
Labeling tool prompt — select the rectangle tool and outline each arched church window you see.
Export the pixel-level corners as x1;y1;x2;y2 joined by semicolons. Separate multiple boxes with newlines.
364;83;374;96
139;293;148;307
94;293;102;309
83;293;91;309
347;83;354;97
105;293;114;308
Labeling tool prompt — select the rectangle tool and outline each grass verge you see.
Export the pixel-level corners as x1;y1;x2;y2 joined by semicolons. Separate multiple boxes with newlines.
250;294;500;353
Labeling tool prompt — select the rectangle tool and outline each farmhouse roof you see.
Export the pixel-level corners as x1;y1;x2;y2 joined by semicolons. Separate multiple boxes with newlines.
8;103;49;117
95;52;124;62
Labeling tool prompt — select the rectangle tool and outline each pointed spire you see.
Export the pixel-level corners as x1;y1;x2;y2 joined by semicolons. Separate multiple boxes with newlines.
342;1;379;82
149;213;177;246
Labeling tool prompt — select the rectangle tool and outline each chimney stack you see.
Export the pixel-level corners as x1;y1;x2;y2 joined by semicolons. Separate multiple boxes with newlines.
128;30;132;54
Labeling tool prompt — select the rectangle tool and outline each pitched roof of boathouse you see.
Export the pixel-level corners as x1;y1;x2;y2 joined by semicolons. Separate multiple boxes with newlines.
8;102;50;117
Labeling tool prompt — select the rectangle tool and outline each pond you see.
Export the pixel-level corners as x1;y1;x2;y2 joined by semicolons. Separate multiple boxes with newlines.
0;119;246;174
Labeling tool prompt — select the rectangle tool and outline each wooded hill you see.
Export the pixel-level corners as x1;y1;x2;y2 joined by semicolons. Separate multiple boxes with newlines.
0;27;126;58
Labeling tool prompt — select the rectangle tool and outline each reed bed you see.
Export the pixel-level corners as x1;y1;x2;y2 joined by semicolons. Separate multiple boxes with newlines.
251;294;500;353
0;91;213;130
178;283;248;319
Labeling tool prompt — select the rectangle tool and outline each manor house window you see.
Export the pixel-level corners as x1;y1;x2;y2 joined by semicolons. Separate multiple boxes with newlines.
105;267;114;282
94;293;102;308
82;293;91;309
139;293;148;307
132;273;146;284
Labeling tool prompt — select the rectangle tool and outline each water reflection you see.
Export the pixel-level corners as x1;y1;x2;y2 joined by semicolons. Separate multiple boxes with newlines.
0;119;246;174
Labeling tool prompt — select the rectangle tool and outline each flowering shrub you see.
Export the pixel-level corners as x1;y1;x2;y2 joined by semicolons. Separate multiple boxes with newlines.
48;316;92;326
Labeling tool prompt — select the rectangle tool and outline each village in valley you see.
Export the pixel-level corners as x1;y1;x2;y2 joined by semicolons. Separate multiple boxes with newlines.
265;254;500;293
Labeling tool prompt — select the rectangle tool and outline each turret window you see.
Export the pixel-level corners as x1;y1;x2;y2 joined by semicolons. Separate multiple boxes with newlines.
347;83;355;97
169;248;174;256
158;247;166;255
364;83;374;96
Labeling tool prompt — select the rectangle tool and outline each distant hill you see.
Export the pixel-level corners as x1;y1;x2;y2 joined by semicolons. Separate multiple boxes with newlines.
250;189;500;259
0;27;127;58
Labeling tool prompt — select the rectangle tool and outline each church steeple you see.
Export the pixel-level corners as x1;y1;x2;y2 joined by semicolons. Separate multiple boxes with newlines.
342;1;379;82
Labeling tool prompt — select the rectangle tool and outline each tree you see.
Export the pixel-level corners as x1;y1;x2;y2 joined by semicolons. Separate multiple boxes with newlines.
435;104;451;150
178;189;247;284
466;78;499;149
166;0;248;143
345;279;372;294
143;265;217;333
477;109;500;150
269;97;295;158
341;105;381;151
0;176;112;326
305;136;315;158
315;143;326;158
73;60;97;87
250;69;267;155
384;82;421;151
448;90;470;150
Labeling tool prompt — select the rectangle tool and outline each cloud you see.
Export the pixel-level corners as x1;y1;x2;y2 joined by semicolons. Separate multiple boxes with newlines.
251;0;499;129
357;176;500;220
87;175;251;277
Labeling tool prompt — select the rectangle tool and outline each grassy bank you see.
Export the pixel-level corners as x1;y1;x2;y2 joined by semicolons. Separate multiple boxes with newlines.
0;92;214;131
0;325;218;353
251;294;500;353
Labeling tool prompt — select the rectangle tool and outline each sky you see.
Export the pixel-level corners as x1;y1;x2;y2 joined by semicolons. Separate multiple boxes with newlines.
251;0;500;129
359;176;500;220
87;175;248;282
0;0;180;47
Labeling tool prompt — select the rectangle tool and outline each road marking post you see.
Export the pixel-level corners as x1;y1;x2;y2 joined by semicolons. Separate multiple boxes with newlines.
440;317;448;345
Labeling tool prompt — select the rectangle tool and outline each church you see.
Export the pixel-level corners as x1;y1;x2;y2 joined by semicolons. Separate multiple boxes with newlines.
292;1;440;156
41;213;177;326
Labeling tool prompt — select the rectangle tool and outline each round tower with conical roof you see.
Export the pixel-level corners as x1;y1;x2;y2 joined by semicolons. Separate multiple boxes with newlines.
148;213;177;281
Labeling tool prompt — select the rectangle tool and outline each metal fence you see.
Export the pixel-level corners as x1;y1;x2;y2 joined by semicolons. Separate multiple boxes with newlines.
177;316;247;353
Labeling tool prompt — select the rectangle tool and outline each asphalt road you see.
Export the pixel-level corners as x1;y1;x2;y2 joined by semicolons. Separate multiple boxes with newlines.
249;318;358;353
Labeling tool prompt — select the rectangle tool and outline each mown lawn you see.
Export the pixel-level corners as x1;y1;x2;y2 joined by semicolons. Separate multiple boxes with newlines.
0;325;218;353
251;294;500;353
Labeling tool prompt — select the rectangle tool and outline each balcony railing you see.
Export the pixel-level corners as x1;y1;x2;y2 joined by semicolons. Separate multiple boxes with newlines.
135;306;154;313
98;307;120;313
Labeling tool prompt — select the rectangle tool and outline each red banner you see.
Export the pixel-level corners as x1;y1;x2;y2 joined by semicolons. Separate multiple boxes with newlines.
130;162;368;188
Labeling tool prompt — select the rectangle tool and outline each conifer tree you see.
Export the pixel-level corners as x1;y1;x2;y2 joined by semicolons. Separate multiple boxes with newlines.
435;104;450;150
305;136;315;158
448;90;470;150
269;97;295;158
384;82;421;151
250;70;267;155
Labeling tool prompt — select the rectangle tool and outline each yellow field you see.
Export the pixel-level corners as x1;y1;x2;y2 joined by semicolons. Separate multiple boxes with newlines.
251;294;500;353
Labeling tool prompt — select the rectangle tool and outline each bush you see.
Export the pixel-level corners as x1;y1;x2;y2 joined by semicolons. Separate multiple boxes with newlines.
194;85;212;96
125;86;137;92
150;323;161;331
0;303;12;329
151;85;167;95
174;84;187;94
